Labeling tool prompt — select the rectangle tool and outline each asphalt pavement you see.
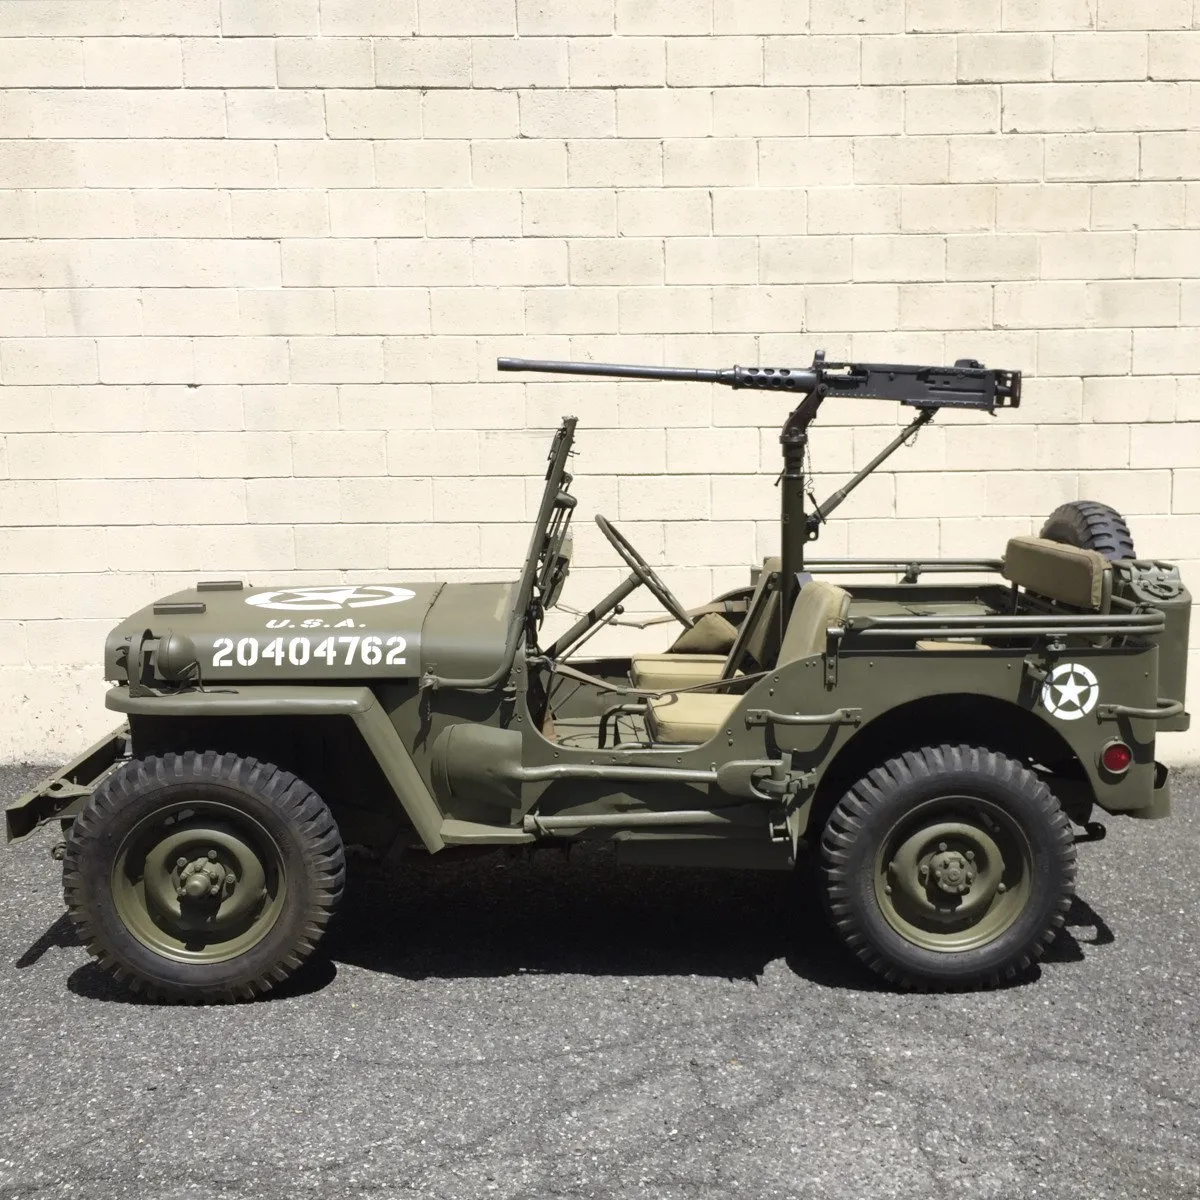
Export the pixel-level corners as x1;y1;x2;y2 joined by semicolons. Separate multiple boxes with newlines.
1;761;1197;1200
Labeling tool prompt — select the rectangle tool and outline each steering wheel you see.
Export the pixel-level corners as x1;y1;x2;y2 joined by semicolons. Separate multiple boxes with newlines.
595;514;694;628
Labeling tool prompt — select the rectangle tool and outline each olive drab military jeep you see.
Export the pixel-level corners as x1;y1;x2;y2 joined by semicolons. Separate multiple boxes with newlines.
7;350;1191;1002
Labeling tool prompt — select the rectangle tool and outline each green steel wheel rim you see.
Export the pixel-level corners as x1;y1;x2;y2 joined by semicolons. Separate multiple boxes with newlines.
112;800;288;965
873;794;1034;954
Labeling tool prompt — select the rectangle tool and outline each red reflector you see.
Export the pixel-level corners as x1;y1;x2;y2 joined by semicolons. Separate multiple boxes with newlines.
1101;742;1134;773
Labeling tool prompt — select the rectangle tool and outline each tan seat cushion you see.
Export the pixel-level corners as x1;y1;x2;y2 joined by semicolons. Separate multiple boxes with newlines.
667;611;738;655
1003;535;1108;610
647;692;740;745
630;654;726;691
778;580;853;664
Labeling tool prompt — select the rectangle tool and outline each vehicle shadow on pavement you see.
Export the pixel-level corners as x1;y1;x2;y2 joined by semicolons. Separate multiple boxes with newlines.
21;853;1113;1002
318;848;1114;993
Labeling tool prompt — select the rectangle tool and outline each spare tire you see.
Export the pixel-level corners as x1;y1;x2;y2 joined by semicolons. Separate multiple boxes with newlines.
1040;501;1135;561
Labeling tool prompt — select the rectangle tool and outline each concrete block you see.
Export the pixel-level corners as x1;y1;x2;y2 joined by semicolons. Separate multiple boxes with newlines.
525;286;618;334
231;189;327;237
83;37;182;86
473;37;568;88
517;0;612;35
713;188;805;236
1040;231;1134;280
905;85;1000;134
373;36;470;86
419;0;516;35
855;135;950;184
1045;133;1139;181
1038;328;1132;376
995;183;1090;231
325;89;422;138
811;87;904;137
571;37;666;87
853;234;946;282
1091;181;1183;229
426;189;520;237
183;36;277;86
425;90;518;139
282;238;376;287
0;37;84;86
241;289;337;335
328;189;423;237
290;335;384;382
760;236;852;283
616;89;708;138
430;286;525;334
525;188;619;237
809;186;900;234
900;184;994;232
764;35;859;85
133;190;232;237
1054;32;1148;80
227;90;325;139
319;0;418;35
861;34;955;84
663;137;756;186
619;286;712;334
714;87;807;137
141;287;240;335
946;234;1039;280
376;238;472;286
472;239;568;286
899;282;993;330
569;140;662;188
958;33;1052;81
1;338;97;385
277;36;373;87
380;139;472;187
666;237;758;285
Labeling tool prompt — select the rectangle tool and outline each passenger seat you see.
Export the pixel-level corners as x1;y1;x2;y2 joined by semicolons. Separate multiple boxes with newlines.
646;580;852;745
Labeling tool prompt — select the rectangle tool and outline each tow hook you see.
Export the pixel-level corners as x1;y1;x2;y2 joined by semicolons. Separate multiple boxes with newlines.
1075;821;1107;844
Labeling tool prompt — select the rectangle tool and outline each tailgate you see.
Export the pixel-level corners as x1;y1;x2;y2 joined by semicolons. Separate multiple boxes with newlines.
6;725;129;842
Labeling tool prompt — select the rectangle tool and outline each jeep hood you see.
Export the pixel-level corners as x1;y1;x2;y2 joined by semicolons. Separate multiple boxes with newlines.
105;579;521;684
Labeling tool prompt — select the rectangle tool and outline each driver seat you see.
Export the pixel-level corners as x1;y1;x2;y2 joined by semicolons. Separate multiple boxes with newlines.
645;580;851;745
630;558;781;691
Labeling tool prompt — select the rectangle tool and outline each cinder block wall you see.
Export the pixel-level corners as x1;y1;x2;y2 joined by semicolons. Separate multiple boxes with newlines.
1;0;1198;761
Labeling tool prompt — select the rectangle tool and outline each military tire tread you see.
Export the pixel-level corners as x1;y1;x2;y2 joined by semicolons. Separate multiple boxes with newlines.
1040;500;1135;562
820;745;1077;991
62;751;344;1004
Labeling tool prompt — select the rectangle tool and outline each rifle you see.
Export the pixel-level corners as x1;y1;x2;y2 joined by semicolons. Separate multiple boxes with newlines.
498;350;1022;625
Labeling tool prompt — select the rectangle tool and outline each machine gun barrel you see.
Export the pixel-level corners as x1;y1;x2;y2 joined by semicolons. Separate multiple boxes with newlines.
498;355;1020;412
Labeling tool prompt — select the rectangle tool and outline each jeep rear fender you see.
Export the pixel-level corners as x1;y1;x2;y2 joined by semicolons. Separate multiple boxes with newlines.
105;684;445;852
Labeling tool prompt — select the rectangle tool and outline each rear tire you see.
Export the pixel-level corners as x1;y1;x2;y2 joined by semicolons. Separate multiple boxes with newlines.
62;751;344;1003
820;745;1076;990
1040;500;1135;561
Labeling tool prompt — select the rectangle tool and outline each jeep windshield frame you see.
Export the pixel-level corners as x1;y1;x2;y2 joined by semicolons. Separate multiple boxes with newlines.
420;416;578;692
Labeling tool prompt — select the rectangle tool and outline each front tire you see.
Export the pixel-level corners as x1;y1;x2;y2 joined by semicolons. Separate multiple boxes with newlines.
820;746;1076;990
62;752;345;1003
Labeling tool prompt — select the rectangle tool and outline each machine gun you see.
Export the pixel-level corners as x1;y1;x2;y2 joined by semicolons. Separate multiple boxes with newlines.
498;350;1022;624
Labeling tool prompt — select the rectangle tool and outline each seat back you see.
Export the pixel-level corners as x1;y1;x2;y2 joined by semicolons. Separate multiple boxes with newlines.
719;557;781;679
778;580;853;665
1002;536;1110;611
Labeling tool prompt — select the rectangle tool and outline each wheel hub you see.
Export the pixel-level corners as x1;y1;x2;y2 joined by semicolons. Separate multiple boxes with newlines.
927;846;976;895
172;849;237;901
876;800;1036;954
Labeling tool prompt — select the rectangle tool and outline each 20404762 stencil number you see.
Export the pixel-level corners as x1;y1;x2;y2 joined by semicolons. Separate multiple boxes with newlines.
210;634;407;669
